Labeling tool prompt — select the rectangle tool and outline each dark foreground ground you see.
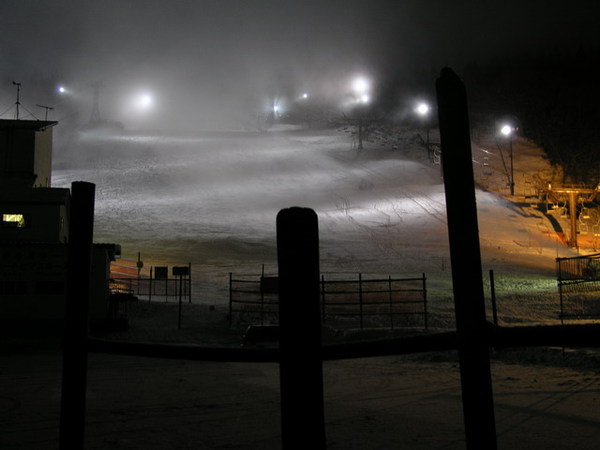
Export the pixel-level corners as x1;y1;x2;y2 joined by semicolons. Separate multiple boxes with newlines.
2;303;600;449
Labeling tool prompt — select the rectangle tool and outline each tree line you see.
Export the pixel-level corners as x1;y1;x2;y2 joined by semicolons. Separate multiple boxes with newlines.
462;48;600;185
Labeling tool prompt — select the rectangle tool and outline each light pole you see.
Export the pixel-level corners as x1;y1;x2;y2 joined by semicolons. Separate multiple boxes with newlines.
501;124;514;195
416;102;431;156
300;92;310;128
351;76;371;150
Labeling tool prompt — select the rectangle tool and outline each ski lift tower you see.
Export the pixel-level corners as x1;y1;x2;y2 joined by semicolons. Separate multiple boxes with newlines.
546;183;600;248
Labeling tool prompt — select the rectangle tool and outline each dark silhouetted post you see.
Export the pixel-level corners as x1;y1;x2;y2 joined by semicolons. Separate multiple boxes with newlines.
490;269;498;326
178;272;183;329
60;181;95;450
276;207;326;449
436;68;497;449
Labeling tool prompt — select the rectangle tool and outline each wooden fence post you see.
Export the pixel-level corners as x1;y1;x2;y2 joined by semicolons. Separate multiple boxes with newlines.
388;275;394;329
59;181;95;450
358;272;363;330
188;262;192;304
276;207;326;449
422;273;429;330
490;269;498;326
436;67;497;449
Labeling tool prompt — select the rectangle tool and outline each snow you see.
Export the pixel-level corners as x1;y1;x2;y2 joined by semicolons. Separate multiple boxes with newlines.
3;126;599;449
52;125;576;309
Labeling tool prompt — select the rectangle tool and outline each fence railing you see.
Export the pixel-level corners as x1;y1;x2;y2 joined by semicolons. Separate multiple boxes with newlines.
556;253;600;321
109;263;192;303
229;272;427;329
110;276;191;302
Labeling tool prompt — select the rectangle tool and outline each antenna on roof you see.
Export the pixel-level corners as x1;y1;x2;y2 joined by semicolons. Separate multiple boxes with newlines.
36;104;54;121
12;81;22;120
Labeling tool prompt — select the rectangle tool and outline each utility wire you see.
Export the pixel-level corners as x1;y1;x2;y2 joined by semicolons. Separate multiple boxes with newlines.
0;103;15;117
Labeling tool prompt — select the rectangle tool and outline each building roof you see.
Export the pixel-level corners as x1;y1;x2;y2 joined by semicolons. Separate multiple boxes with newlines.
0;187;70;204
0;119;58;131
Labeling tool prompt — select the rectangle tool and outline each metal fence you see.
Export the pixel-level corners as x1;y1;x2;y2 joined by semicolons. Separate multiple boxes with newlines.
229;272;428;329
228;273;279;326
110;277;190;301
109;263;192;303
556;253;600;320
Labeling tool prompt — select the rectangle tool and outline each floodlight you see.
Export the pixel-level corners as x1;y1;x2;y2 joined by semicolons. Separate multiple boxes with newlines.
352;77;369;95
135;92;154;110
416;103;430;116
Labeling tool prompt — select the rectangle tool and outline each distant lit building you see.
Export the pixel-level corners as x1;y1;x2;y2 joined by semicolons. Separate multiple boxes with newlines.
0;119;119;334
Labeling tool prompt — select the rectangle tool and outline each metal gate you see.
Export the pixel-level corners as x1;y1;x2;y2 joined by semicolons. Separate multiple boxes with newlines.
556;253;600;321
229;271;428;329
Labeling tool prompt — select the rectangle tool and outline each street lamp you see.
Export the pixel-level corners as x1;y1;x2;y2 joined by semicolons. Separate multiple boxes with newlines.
416;102;430;116
137;93;153;109
352;77;369;98
415;102;431;153
350;76;372;150
500;124;515;195
299;92;311;128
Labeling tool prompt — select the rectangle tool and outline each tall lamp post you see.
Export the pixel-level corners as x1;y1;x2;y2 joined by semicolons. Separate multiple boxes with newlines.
416;102;431;156
501;124;515;195
351;76;371;150
300;92;310;128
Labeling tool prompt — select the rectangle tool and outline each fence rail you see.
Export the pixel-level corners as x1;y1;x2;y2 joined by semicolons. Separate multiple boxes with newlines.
556;253;600;320
229;272;427;329
110;277;191;302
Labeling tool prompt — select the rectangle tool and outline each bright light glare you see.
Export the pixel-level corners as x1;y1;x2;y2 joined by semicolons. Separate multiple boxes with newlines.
57;86;66;94
360;94;370;104
416;103;430;116
500;124;512;136
135;93;153;110
352;77;370;95
302;92;309;99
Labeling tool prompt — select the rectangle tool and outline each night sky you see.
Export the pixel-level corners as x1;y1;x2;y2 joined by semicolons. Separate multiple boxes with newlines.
1;0;598;129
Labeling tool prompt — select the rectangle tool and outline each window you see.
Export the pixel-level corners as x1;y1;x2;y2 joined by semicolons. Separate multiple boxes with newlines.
2;213;27;228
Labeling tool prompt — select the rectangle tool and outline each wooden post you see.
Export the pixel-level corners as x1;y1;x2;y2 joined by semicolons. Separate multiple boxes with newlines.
490;269;498;326
59;181;95;450
388;275;394;329
229;272;233;327
188;262;192;303
149;266;153;303
276;207;326;449
436;68;497;449
569;191;578;248
358;272;364;330
422;273;429;330
321;274;326;324
178;273;183;329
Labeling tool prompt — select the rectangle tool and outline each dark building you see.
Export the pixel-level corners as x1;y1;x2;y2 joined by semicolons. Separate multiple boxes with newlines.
0;119;119;334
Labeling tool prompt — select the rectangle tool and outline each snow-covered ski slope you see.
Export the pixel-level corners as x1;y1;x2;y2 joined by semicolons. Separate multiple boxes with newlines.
52;126;578;301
